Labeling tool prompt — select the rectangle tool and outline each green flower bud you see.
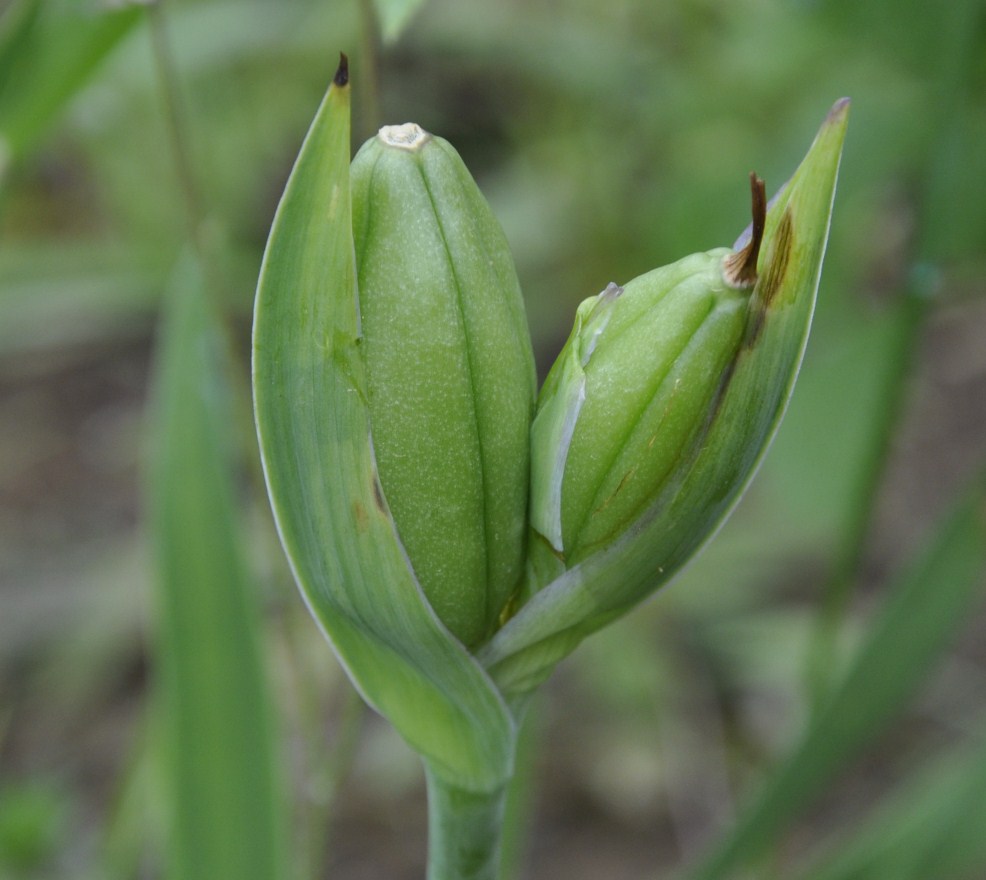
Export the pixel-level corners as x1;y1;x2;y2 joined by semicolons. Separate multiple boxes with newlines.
488;102;849;693
530;175;768;579
350;123;537;647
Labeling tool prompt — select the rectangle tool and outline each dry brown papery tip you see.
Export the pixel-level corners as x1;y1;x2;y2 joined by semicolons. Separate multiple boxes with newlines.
334;52;349;87
724;172;767;288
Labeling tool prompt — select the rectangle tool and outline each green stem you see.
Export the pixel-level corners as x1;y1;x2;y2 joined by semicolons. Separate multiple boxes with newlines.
425;765;508;880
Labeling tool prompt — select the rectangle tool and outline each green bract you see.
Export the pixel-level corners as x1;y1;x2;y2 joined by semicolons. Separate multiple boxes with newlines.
351;124;536;648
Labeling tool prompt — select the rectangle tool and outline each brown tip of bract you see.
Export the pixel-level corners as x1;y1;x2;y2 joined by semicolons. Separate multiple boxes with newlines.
334;52;349;87
724;172;767;288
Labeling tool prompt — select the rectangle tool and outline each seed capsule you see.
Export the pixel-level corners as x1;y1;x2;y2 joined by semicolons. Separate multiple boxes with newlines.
350;124;537;647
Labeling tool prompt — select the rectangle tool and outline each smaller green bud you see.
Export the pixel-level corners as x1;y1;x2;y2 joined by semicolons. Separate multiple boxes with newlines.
530;176;767;577
351;123;537;648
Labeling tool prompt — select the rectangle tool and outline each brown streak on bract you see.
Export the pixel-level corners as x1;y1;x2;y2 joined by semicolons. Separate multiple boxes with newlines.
703;356;738;428
744;207;794;348
353;499;369;532
372;473;387;512
760;208;794;308
594;466;637;516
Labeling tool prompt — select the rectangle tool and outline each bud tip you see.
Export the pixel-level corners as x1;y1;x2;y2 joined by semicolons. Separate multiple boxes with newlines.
334;52;349;87
378;122;431;151
723;172;767;288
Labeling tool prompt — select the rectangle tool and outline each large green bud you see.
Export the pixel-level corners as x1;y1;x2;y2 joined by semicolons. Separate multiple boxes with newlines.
350;123;537;648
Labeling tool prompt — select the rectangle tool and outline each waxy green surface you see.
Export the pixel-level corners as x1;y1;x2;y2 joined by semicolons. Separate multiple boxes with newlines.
351;128;536;648
531;251;750;567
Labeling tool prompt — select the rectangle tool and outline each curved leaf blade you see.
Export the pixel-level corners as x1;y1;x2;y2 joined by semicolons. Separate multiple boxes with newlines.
797;716;986;880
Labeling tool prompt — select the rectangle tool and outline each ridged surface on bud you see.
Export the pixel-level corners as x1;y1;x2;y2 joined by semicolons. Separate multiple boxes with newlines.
531;250;752;570
351;124;537;647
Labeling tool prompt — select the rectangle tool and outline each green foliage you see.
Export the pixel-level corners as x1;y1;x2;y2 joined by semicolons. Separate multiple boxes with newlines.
148;255;287;880
798;712;986;880
0;0;141;180
373;0;429;43
687;474;986;880
0;780;66;874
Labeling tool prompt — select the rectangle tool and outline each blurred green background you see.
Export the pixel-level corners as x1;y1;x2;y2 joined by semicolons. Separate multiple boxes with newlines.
1;0;984;878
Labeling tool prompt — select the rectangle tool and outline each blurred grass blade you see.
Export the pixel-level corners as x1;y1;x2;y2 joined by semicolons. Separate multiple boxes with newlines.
797;713;986;880
686;471;986;880
0;0;40;85
252;63;514;792
372;0;428;42
0;0;141;175
148;255;287;880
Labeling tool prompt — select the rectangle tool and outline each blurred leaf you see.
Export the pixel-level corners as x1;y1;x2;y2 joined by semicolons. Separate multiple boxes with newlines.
0;0;142;176
797;714;986;880
148;254;287;880
0;780;66;872
686;470;986;880
373;0;428;43
0;243;156;357
252;67;514;792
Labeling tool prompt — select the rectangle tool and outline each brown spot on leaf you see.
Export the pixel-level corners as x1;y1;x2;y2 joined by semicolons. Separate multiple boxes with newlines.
353;499;369;532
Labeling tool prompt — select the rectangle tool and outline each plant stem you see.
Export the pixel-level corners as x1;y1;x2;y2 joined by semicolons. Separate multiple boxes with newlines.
425;765;508;880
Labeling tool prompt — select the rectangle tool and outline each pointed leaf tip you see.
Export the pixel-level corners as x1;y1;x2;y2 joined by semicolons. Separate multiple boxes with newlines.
334;52;349;87
828;97;851;123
